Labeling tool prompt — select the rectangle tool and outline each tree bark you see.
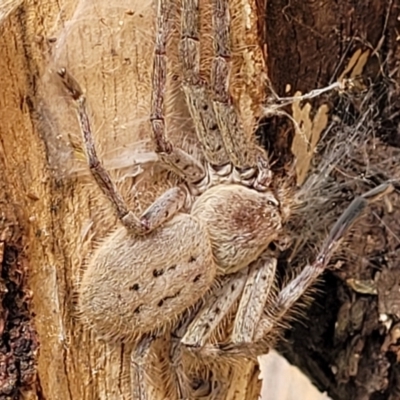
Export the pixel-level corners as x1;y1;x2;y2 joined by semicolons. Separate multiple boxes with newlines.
0;0;399;399
262;1;400;400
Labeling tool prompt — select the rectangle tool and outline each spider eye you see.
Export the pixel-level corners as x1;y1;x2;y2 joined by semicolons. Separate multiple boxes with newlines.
267;199;280;207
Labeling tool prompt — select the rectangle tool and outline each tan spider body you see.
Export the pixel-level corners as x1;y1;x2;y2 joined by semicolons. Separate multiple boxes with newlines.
79;183;281;343
79;213;215;342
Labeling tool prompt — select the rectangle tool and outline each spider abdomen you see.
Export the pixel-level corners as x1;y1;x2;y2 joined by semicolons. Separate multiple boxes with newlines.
78;213;216;343
192;184;282;274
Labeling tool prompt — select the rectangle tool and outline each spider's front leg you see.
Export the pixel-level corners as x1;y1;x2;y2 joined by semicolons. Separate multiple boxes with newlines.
181;0;272;187
151;0;206;184
182;183;395;361
179;0;231;167
58;68;187;234
254;182;395;341
209;0;270;180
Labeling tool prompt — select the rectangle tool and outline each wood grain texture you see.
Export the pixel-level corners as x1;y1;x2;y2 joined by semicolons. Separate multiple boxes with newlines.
0;0;268;398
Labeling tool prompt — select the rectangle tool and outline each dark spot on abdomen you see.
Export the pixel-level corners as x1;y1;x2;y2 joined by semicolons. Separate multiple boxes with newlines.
153;268;164;277
156;290;182;308
129;283;140;291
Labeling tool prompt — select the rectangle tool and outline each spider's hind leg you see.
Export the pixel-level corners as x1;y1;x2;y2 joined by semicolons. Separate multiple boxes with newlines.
130;335;153;400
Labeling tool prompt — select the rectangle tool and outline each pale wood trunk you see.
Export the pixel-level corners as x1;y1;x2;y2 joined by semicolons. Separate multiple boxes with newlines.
0;0;265;398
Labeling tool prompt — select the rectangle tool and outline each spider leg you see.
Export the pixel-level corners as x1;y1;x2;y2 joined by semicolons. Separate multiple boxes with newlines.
170;307;231;399
180;0;230;167
182;183;394;360
139;186;187;231
232;257;277;343
180;0;271;187
181;257;276;351
130;335;154;400
58;69;187;234
169;314;200;399
151;0;205;183
210;0;270;176
181;268;249;348
254;182;395;340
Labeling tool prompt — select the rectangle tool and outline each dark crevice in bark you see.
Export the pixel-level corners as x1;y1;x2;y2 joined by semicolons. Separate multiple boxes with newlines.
0;202;38;399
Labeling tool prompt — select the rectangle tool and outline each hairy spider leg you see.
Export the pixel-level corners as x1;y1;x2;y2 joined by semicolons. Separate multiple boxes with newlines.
232;257;277;343
182;268;249;348
181;257;277;348
255;182;395;340
180;0;271;187
151;0;206;183
181;183;394;359
130;334;154;400
210;0;270;178
58;68;187;234
180;0;230;167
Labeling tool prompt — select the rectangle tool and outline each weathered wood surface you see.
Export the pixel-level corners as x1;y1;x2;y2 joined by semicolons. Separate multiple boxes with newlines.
0;0;266;398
